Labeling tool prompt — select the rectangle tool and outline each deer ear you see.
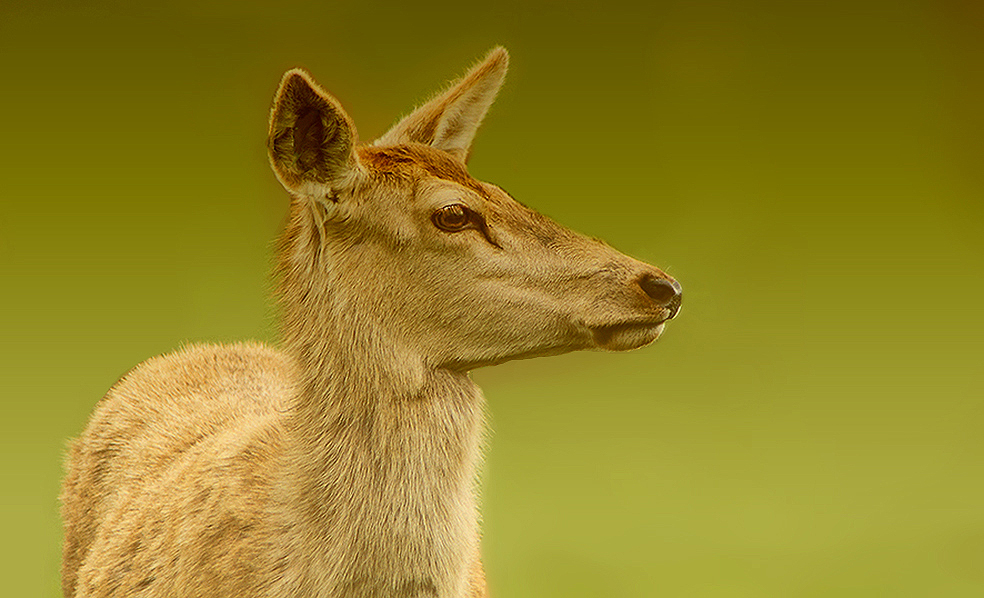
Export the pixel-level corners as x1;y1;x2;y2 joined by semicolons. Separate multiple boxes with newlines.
375;47;508;163
268;69;360;195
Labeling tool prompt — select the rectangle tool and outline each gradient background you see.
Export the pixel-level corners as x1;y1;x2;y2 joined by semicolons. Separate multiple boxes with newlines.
2;1;982;596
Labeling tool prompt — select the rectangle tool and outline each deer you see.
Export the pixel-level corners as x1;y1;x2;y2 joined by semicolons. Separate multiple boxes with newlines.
59;47;682;598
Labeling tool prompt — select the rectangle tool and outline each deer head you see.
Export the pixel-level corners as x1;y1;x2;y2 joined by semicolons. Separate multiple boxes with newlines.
268;48;681;373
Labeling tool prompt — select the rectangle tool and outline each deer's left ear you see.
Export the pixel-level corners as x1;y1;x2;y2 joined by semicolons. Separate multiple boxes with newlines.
268;68;361;197
375;47;508;163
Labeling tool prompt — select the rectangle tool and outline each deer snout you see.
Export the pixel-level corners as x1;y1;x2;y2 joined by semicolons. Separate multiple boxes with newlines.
638;274;682;319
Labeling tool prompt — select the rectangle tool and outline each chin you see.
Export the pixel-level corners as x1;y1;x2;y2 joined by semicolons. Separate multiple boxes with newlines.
592;322;666;351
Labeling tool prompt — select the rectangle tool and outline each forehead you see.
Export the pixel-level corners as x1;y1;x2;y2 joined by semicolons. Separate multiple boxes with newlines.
358;144;490;198
357;143;571;245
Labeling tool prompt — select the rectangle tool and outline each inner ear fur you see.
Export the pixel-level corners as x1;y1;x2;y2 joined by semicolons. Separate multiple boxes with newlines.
268;69;360;193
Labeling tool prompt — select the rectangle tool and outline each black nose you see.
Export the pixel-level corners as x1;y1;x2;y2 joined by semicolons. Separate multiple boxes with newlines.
638;274;682;318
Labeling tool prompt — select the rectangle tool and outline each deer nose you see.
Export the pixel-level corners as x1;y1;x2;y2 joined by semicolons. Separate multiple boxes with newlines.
638;274;682;318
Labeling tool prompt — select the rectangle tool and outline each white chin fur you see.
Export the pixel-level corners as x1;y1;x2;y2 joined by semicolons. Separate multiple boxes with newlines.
593;323;664;351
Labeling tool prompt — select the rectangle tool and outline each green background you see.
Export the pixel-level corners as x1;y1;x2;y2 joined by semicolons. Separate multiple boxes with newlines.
2;1;982;596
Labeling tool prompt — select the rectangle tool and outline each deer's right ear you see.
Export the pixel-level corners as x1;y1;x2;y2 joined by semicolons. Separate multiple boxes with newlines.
268;69;361;196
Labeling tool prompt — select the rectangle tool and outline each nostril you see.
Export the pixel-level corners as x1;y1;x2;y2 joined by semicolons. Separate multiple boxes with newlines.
638;274;682;308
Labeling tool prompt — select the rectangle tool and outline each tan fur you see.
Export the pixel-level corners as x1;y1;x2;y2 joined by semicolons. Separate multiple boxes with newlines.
60;48;681;597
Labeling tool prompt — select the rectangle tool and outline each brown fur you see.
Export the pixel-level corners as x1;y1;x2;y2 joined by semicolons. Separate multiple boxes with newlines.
359;145;486;195
61;48;681;597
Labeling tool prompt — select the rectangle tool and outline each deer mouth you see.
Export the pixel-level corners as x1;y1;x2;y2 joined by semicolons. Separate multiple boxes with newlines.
590;318;669;351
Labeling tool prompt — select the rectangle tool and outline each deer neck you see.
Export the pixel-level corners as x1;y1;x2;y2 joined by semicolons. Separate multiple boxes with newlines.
275;206;485;593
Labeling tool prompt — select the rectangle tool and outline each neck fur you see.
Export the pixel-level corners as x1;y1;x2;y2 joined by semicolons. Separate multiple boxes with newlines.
275;201;485;595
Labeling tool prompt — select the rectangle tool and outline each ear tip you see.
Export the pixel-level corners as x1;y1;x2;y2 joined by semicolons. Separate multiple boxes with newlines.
278;68;316;92
485;46;509;70
274;68;340;115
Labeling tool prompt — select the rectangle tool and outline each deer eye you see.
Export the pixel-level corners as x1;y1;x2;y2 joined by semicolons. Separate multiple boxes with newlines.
432;204;472;232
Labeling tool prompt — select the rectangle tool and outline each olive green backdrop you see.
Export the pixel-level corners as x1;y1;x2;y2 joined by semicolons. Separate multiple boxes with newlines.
2;1;982;596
